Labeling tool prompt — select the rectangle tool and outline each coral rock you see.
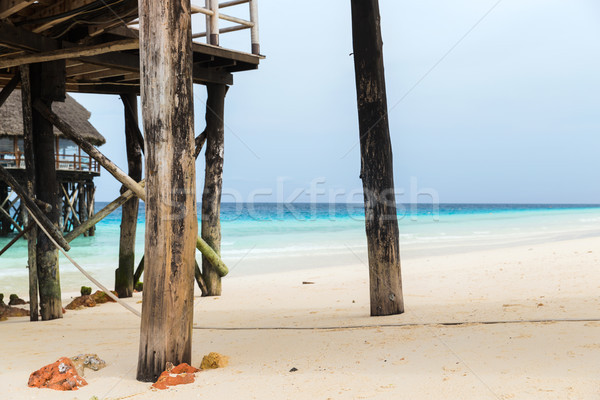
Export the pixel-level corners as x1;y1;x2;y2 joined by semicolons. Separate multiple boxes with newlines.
91;290;117;304
70;354;106;376
152;363;200;390
200;352;229;370
65;295;96;310
28;357;87;391
0;303;29;319
8;294;26;306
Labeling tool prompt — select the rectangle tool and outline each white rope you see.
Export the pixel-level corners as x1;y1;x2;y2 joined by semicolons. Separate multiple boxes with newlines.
25;205;141;317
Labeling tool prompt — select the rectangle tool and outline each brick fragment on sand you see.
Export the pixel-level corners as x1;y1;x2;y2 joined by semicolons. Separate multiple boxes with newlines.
28;357;87;391
152;363;200;390
200;352;229;370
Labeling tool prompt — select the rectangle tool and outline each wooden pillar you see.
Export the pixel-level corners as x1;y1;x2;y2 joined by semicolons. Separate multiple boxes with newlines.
201;83;227;296
350;0;404;316
137;0;197;382
115;93;142;298
30;60;65;320
21;64;39;321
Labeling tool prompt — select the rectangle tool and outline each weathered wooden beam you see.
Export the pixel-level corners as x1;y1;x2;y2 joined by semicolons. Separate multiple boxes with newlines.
0;204;22;233
0;73;20;109
196;236;228;277
115;93;142;298
0;39;139;70
0;165;70;251
33;99;146;200
136;0;197;382
201;83;229;295
0;21;58;52
0;0;36;19
65;181;145;243
351;0;404;317
194;130;207;158
20;64;38;321
0;223;33;256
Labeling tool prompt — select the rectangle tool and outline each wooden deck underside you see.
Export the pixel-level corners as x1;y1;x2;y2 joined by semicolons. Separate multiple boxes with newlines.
0;1;262;94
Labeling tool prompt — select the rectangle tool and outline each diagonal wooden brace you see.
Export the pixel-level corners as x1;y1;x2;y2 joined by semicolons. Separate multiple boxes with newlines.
0;164;71;251
34;100;228;277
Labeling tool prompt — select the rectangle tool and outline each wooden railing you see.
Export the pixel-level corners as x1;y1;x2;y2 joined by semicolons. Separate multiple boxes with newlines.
0;151;100;173
128;0;260;55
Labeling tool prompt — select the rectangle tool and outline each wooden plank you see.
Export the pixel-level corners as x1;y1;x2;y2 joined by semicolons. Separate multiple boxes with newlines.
0;0;36;19
66;64;110;78
192;41;261;64
351;0;404;317
136;0;197;382
0;73;19;109
0;39;139;70
74;68;132;81
0;21;58;52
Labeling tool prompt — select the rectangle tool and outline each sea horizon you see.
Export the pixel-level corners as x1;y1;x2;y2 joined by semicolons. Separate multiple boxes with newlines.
1;203;600;296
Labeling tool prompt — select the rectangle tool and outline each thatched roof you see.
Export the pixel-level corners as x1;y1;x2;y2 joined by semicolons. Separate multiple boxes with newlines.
0;90;106;146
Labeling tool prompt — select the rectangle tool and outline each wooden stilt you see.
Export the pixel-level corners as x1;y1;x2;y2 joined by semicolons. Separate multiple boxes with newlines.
31;60;66;320
201;83;228;296
351;0;404;316
136;0;197;382
115;93;142;298
21;64;39;321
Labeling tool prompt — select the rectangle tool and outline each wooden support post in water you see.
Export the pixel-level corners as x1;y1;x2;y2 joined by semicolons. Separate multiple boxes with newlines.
350;0;404;316
21;64;39;321
137;0;197;382
31;60;66;320
115;93;142;298
201;83;228;296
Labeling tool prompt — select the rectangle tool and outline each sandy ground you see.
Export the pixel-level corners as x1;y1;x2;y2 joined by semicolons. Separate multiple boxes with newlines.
1;236;600;399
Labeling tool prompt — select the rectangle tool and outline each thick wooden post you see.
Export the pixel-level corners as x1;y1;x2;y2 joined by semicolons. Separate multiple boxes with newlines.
31;61;65;320
351;0;404;316
115;94;142;298
21;64;39;321
137;0;197;382
201;83;228;296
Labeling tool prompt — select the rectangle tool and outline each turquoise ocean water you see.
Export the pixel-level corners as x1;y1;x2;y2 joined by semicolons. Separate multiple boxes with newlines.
1;203;600;295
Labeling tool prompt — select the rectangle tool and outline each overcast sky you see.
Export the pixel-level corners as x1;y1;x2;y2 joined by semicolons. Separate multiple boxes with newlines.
73;0;600;204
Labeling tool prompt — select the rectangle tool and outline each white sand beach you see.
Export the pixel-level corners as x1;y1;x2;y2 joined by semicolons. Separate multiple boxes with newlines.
1;236;599;399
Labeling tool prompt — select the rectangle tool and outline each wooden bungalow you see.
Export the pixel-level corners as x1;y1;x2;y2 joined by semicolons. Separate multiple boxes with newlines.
0;90;104;236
